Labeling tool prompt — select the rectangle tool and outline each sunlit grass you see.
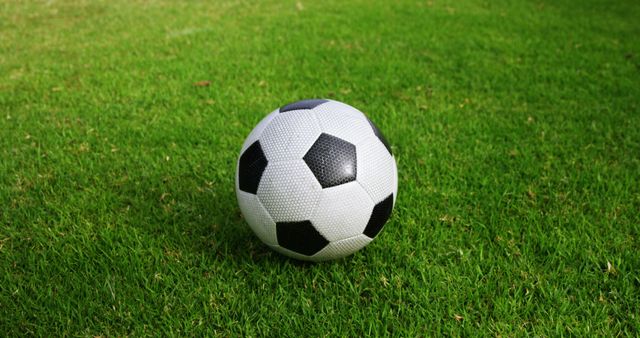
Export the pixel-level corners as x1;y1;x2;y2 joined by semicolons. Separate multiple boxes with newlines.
1;0;639;335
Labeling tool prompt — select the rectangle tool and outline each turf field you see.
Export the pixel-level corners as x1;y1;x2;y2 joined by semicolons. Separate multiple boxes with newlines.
1;0;639;335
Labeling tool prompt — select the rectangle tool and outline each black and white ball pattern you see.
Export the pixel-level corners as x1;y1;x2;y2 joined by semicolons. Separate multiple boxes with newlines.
236;99;397;261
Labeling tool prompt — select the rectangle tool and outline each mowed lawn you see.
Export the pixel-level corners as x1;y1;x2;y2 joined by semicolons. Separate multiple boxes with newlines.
1;0;639;335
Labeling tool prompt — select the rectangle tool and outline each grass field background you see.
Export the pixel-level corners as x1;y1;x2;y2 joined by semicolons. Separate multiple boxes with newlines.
1;0;639;335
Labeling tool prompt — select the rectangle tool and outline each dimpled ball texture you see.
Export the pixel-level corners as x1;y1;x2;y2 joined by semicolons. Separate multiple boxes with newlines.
235;99;397;262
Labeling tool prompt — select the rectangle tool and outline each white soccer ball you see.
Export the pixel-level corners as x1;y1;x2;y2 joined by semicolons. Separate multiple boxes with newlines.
235;99;397;261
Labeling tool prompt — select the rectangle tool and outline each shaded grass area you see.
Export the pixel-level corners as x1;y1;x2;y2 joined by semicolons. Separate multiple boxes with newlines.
1;0;639;335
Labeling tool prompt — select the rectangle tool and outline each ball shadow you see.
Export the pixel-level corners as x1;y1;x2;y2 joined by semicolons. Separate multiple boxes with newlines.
121;171;320;267
168;183;325;268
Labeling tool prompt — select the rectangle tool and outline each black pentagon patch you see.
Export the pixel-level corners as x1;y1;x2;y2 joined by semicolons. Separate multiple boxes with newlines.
238;141;268;194
303;133;357;189
366;118;392;155
276;221;329;256
279;99;329;113
363;194;394;238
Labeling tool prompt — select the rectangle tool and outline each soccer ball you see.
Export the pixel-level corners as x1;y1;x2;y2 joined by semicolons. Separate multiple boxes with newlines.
235;99;397;261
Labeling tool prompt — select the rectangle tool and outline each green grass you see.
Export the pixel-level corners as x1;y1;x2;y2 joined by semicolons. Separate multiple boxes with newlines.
1;0;639;335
